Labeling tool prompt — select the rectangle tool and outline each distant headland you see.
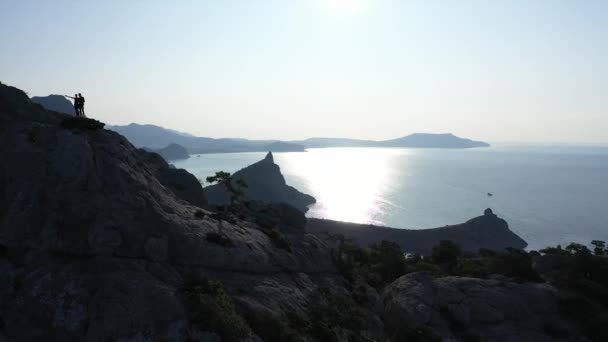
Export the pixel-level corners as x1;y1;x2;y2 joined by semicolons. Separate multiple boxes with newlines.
104;122;489;156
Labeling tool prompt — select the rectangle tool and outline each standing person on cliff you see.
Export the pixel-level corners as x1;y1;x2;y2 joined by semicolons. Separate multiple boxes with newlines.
77;93;86;117
64;93;81;117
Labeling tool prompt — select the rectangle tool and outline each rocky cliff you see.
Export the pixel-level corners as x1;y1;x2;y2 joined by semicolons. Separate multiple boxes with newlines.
0;82;347;341
0;81;598;341
205;152;316;212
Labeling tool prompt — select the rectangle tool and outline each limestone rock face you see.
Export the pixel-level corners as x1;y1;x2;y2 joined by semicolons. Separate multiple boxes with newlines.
140;150;207;207
382;272;585;341
0;82;370;341
205;152;316;212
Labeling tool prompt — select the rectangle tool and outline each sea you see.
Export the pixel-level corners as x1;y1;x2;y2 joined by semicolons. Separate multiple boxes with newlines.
173;145;608;251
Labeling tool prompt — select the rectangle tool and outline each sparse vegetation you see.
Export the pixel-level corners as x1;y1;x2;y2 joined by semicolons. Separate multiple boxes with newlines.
182;278;251;342
431;240;462;264
306;287;368;342
206;171;248;205
334;239;409;288
263;228;291;251
591;240;606;256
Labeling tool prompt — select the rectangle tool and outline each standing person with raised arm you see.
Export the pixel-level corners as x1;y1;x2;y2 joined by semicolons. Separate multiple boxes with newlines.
78;93;85;117
64;93;81;117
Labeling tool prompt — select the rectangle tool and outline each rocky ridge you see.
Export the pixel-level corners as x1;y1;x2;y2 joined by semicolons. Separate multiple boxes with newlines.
307;208;527;255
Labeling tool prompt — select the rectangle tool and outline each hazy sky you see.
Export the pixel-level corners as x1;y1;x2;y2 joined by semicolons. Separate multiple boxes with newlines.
1;0;606;143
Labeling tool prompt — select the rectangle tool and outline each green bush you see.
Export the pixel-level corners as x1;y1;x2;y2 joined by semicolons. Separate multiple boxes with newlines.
306;288;367;342
263;228;292;251
488;249;542;282
182;279;251;341
431;240;462;264
333;240;408;288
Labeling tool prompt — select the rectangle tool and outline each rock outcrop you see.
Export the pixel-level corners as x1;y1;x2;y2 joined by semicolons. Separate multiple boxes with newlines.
382;272;584;341
307;208;528;255
205;152;316;212
0;82;379;341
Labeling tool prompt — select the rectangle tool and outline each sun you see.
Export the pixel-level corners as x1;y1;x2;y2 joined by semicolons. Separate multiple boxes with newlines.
319;0;368;14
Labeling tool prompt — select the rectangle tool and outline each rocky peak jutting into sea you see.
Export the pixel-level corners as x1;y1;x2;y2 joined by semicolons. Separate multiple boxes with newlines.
205;151;317;213
0;81;604;341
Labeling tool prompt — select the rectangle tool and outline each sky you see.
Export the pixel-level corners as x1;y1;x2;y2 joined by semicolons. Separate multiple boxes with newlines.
0;0;606;143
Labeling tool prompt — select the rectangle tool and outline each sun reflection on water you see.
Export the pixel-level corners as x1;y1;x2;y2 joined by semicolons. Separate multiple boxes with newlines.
277;148;406;224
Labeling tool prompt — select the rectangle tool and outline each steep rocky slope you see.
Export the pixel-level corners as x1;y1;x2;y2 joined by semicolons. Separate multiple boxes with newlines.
0;82;357;340
0;82;595;341
205;152;316;213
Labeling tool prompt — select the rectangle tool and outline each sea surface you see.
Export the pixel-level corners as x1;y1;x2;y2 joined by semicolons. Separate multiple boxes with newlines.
173;145;608;250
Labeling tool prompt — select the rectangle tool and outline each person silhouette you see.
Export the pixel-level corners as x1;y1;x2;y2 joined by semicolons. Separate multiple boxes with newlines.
78;93;85;117
64;93;80;117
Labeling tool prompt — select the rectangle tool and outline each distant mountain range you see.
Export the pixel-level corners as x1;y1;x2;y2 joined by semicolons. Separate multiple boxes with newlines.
30;95;75;115
291;133;489;148
107;123;489;154
107;123;307;154
29;97;489;152
145;143;190;161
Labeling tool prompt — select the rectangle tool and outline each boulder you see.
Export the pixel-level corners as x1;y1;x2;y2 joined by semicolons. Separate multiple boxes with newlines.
382;272;585;341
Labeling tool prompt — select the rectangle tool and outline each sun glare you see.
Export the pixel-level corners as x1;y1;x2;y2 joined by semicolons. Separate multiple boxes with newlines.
319;0;368;15
278;148;399;225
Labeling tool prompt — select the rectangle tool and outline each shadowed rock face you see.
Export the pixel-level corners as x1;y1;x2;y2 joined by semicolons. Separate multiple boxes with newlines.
382;272;580;341
31;95;76;115
0;82;368;341
205;152;316;212
306;208;527;255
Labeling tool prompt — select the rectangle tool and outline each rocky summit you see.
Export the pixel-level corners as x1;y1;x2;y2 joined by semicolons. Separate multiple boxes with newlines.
0;81;602;341
205;152;316;213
